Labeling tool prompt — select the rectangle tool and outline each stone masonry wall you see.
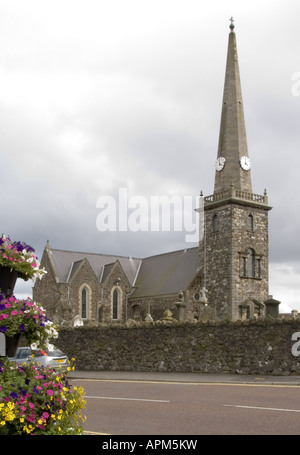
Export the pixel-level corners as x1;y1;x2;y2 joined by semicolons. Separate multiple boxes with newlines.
204;202;269;321
56;319;300;376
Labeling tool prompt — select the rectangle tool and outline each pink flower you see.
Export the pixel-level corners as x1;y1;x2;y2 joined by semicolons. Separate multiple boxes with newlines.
28;402;34;409
4;303;11;308
11;310;18;316
46;390;53;396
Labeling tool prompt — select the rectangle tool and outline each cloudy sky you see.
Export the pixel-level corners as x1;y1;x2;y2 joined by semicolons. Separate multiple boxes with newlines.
1;0;300;313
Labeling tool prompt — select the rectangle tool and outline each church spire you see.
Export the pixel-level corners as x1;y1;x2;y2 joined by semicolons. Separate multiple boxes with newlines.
214;18;252;194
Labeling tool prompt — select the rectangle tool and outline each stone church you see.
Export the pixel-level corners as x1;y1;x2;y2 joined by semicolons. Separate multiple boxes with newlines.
33;20;279;326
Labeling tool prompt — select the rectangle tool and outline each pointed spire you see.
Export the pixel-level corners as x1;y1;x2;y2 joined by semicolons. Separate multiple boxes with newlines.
214;18;252;194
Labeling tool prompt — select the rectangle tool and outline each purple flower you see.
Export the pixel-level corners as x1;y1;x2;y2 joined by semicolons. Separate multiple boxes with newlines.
33;385;39;394
13;240;35;253
19;324;25;332
0;326;7;333
10;392;18;399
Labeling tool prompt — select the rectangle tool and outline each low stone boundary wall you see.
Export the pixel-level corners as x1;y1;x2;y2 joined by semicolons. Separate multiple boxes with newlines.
57;320;300;375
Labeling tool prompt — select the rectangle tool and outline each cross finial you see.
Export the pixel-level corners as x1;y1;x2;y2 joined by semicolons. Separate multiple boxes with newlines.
229;16;235;31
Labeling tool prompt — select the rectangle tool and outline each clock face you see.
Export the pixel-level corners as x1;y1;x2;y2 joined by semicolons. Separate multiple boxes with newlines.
216;156;226;171
240;156;251;171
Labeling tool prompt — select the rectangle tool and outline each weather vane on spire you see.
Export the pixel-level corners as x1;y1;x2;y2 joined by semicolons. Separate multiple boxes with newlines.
229;16;235;31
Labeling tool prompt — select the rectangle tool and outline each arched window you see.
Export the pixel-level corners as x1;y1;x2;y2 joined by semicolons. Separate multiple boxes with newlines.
112;289;119;320
213;214;218;232
247;214;254;231
246;248;255;277
81;288;87;319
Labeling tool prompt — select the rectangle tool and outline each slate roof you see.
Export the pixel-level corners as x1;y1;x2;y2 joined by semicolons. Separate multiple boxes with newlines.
48;246;200;297
49;248;141;285
131;247;200;298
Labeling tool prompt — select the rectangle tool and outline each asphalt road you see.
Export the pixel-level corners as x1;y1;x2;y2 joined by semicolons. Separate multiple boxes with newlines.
69;371;300;436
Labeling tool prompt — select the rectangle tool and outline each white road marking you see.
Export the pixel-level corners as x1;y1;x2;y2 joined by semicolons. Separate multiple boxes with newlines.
84;395;170;403
223;404;300;413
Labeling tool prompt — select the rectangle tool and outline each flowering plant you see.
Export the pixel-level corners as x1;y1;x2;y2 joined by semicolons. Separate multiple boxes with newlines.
0;357;86;435
0;294;58;351
0;234;46;281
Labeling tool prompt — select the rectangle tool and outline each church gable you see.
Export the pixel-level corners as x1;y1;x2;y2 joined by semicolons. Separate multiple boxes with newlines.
33;244;61;323
99;260;132;324
66;258;101;325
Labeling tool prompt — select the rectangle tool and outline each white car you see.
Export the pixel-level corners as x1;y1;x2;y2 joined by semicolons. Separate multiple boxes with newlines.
10;346;69;371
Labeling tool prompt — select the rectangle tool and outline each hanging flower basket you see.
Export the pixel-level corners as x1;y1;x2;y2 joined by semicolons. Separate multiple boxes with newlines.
0;234;47;283
0;294;58;352
0;266;18;298
4;333;22;357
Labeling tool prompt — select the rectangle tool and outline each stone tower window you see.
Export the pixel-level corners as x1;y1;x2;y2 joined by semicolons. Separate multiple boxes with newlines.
247;214;254;231
246;248;255;277
239;248;261;279
213;214;218;232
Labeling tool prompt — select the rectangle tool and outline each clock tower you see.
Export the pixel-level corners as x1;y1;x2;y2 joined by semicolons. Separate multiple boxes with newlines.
201;19;272;321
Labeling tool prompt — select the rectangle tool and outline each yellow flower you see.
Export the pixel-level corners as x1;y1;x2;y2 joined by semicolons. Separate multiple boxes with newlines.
23;425;34;434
